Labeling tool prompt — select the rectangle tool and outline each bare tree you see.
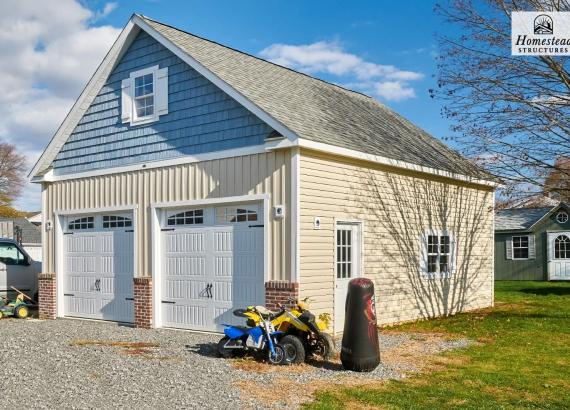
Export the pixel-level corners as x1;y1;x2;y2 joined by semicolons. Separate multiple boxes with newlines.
0;142;27;208
433;0;570;201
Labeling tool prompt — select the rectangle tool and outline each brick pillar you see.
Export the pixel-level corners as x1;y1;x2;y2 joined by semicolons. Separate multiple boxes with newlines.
134;277;153;328
38;273;56;320
265;281;299;310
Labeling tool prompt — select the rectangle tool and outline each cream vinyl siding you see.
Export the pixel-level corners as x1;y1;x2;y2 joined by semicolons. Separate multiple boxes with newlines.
299;149;494;329
42;150;292;281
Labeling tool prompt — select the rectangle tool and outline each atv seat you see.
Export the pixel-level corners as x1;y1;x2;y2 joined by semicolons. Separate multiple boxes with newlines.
255;306;282;319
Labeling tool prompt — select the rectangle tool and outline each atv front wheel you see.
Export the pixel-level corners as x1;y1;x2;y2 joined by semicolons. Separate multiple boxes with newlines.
268;344;285;365
280;335;305;365
217;336;236;358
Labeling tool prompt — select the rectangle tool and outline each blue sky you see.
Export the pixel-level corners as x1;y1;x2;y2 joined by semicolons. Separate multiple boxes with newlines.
1;0;451;210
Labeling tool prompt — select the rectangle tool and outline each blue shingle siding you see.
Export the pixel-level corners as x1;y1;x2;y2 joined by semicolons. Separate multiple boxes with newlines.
52;31;273;175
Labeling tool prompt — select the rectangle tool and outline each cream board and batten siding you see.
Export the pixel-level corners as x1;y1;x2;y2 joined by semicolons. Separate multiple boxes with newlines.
42;150;292;282
299;149;494;329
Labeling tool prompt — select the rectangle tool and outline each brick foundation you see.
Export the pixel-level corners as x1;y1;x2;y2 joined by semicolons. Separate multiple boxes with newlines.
265;281;299;310
134;277;153;328
38;273;57;320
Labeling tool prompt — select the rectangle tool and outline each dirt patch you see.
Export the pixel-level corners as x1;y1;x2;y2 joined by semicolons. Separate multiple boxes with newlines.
69;339;176;360
70;339;160;349
231;357;316;374
234;331;471;408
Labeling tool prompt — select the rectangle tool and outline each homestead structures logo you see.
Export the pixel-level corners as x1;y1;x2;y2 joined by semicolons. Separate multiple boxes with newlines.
534;14;553;34
512;12;570;55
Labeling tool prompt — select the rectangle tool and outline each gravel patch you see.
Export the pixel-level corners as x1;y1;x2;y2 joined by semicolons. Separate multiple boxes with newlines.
0;318;470;409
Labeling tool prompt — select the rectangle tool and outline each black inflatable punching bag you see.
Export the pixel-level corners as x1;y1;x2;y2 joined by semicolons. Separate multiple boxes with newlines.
340;278;380;372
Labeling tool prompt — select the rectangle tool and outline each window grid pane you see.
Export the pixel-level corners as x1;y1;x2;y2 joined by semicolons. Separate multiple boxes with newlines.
167;209;204;226
555;235;570;259
103;215;133;229
426;234;451;274
216;207;258;223
336;228;353;279
68;216;94;230
512;235;529;259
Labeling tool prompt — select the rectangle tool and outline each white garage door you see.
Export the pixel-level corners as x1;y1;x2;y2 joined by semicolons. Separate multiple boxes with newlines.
63;213;134;323
161;204;264;332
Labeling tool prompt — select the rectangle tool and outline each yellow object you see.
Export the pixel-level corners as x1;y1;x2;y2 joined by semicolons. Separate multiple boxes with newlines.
244;298;329;332
16;305;29;319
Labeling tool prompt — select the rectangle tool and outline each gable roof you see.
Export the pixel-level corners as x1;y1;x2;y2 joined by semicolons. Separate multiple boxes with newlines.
495;203;570;231
31;14;488;181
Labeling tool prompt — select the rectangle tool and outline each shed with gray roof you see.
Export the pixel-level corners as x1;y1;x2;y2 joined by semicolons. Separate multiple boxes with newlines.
495;204;570;280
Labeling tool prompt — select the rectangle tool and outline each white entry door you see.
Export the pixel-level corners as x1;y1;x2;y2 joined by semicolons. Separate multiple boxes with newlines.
334;222;362;332
63;214;134;322
161;204;264;332
548;232;570;280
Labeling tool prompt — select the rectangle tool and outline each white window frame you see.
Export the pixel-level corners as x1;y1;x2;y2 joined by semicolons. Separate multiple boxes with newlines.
420;230;456;279
512;235;530;260
121;65;168;126
557;211;569;224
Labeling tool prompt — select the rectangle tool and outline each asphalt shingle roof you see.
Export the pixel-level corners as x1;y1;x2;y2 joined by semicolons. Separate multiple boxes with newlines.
141;16;485;177
0;217;41;244
495;207;553;231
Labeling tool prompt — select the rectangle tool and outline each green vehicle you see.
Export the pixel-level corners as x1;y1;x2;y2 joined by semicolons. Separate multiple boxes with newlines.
0;287;33;319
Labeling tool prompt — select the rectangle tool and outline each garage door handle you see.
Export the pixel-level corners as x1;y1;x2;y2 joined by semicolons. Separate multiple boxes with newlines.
64;293;74;297
125;297;134;301
248;224;264;228
161;300;175;304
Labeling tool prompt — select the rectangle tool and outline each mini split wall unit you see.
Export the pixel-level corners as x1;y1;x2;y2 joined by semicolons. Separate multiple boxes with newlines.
31;14;497;333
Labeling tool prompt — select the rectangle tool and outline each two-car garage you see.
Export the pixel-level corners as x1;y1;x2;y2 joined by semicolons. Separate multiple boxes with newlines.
59;201;265;332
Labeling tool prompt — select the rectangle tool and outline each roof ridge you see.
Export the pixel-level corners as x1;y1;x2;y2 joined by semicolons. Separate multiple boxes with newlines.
138;14;374;100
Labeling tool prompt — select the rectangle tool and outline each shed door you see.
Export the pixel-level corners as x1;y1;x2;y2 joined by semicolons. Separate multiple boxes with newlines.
161;204;264;332
334;222;362;333
63;214;134;322
548;232;570;280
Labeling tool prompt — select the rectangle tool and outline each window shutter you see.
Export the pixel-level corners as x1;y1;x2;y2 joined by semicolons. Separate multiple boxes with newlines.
155;67;169;116
528;235;536;259
121;78;132;123
506;237;513;260
419;233;428;276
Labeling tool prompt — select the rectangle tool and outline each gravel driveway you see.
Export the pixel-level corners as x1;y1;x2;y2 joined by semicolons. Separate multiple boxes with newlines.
0;318;470;409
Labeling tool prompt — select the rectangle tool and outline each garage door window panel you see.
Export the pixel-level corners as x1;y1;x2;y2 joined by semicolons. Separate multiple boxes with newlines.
167;210;204;226
216;206;258;223
103;215;132;229
68;217;94;230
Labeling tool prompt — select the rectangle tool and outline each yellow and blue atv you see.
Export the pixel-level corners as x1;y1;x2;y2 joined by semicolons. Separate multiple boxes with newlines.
238;298;336;364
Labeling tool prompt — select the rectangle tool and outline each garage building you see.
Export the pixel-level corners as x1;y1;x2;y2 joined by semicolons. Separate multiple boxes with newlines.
31;14;496;333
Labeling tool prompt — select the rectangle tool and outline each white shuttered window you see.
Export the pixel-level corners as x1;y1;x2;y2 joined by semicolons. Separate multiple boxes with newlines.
121;65;168;126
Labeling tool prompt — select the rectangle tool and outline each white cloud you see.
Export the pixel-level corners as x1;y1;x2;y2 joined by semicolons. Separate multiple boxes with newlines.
374;81;416;101
0;0;121;210
259;41;423;101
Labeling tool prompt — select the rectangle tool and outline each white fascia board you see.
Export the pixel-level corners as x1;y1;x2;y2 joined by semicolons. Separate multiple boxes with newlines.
132;15;299;143
29;19;141;179
297;138;499;188
54;205;138;216
33;145;270;183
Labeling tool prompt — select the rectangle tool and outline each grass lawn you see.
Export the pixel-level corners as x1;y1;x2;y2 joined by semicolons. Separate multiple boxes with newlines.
308;281;570;409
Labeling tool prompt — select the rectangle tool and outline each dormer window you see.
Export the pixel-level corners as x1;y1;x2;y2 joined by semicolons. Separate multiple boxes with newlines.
121;65;168;126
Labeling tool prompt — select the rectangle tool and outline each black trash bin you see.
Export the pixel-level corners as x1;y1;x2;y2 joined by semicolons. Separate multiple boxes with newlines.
340;278;380;372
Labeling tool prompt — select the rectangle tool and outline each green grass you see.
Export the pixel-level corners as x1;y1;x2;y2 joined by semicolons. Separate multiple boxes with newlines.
308;281;570;409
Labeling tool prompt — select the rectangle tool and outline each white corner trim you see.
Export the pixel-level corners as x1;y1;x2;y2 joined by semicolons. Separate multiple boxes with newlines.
298;138;499;188
29;20;141;179
290;148;300;284
133;15;299;143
